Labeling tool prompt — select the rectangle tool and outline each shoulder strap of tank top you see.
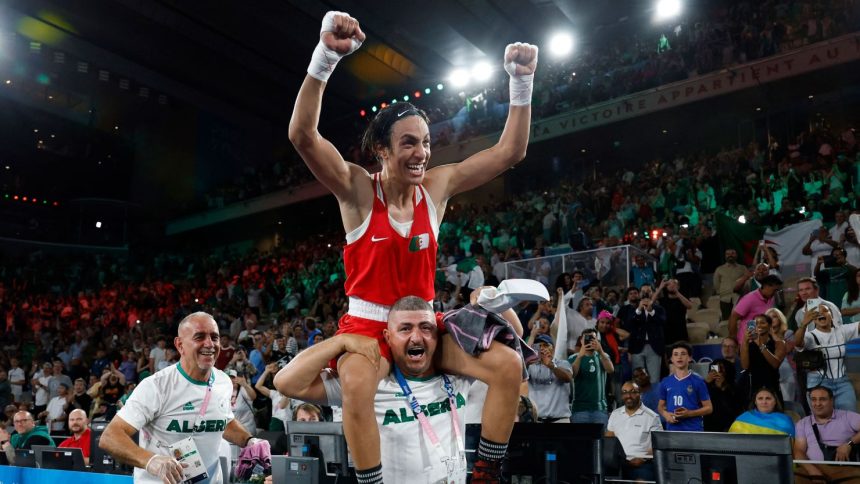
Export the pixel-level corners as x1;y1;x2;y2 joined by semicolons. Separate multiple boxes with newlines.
374;173;385;205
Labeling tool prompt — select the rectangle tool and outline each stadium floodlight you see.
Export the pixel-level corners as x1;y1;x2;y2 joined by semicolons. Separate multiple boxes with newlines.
471;61;492;82
654;0;682;21
95;221;102;228
548;32;574;58
448;68;470;88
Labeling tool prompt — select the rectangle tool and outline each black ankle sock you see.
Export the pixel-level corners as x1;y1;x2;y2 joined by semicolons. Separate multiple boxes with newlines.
477;436;508;462
355;463;383;484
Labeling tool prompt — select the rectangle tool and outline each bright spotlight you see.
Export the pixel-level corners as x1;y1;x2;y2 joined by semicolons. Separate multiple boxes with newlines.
95;221;102;228
448;69;470;88
549;33;574;58
655;0;682;21
737;215;746;224
471;62;492;82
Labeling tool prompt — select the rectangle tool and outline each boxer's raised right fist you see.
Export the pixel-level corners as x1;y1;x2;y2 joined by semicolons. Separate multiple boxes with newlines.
320;11;365;56
308;12;365;82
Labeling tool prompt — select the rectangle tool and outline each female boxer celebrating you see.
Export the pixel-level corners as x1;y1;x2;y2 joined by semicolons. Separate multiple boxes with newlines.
284;11;538;483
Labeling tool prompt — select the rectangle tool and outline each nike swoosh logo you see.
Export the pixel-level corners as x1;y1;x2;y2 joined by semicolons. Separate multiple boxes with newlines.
371;236;388;242
397;110;410;117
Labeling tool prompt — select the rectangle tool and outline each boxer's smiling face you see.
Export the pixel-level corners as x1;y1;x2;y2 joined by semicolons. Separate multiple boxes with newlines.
381;116;430;184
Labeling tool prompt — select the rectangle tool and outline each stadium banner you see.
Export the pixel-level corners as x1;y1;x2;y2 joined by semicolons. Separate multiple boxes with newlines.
529;33;860;142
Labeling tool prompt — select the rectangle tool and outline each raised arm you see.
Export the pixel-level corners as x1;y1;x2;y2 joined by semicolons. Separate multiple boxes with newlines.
425;43;538;201
254;363;278;398
274;333;380;404
288;12;371;210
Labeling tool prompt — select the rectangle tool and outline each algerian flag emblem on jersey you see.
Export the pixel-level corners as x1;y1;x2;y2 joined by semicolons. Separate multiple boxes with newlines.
183;402;194;411
408;233;430;252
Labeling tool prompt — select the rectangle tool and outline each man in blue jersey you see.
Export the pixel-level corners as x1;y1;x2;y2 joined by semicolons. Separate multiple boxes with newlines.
658;342;712;431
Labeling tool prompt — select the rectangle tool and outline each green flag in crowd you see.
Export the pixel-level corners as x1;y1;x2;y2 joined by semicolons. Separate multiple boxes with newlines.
715;214;766;265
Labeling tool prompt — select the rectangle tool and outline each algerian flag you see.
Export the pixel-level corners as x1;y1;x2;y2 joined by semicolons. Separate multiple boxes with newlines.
763;219;823;270
409;233;431;252
715;213;765;266
456;256;478;272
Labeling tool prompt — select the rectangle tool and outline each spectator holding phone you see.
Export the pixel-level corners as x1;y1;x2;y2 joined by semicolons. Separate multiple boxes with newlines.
792;277;843;331
703;359;743;432
728;275;782;342
739;314;786;407
803;227;839;275
794;304;860;411
569;328;614;428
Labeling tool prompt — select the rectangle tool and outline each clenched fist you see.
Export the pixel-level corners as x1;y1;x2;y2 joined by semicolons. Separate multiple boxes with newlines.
504;42;539;77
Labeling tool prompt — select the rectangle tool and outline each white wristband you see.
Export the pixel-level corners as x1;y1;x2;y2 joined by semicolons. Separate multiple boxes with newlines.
505;62;534;106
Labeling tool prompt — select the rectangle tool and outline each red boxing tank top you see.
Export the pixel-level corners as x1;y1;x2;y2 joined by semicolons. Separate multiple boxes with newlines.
343;174;438;305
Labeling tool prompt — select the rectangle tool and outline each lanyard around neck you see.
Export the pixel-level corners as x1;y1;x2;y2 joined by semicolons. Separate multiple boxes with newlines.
193;371;216;430
392;366;465;475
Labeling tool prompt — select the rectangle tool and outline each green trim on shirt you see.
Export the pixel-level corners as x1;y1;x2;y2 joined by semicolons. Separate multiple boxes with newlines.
403;373;438;382
176;363;209;386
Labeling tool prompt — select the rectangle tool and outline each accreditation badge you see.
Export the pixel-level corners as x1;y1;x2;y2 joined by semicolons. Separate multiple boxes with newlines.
168;436;209;483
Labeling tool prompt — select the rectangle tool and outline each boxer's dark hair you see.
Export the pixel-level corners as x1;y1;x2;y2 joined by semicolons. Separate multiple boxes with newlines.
361;102;430;161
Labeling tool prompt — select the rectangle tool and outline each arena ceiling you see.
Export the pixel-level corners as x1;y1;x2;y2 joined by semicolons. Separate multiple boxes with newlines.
1;0;644;124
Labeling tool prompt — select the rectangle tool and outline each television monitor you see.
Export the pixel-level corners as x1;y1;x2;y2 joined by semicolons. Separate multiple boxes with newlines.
30;445;56;467
504;423;603;482
13;448;37;467
90;421;136;474
36;446;86;471
271;455;320;484
90;421;116;473
285;421;351;478
652;431;793;484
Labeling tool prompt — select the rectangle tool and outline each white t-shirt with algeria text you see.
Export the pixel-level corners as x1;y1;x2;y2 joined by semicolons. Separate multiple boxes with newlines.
116;363;234;484
323;371;472;484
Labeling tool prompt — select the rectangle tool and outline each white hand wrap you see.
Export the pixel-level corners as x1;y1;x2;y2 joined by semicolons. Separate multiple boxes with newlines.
307;11;363;83
505;64;534;106
504;43;537;106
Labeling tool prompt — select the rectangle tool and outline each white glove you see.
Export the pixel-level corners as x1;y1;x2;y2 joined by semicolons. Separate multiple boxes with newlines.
307;11;365;82
145;454;184;484
503;42;539;106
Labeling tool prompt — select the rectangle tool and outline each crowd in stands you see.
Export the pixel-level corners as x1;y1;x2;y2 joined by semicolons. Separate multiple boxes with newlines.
0;110;860;424
0;113;858;477
190;0;859;211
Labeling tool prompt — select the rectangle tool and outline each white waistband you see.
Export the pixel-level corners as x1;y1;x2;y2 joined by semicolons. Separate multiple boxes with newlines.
348;297;390;322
